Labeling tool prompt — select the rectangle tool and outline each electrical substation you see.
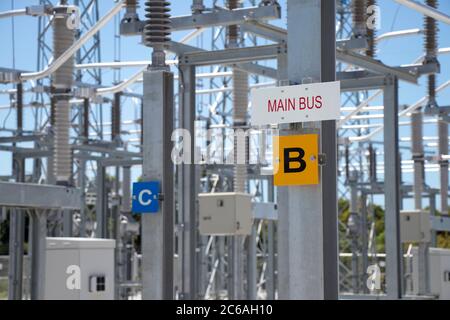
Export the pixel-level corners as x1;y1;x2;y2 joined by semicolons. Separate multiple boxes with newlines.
0;0;449;301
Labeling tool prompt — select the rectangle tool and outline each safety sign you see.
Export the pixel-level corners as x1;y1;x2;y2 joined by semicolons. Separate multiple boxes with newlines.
273;134;319;186
132;181;160;213
251;81;340;126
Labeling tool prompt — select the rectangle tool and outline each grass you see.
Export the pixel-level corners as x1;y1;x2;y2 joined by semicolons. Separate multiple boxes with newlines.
0;279;7;300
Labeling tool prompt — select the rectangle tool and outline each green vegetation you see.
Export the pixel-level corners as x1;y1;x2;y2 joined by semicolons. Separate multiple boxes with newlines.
0;218;9;255
437;232;450;248
339;198;386;252
0;279;7;300
339;198;450;252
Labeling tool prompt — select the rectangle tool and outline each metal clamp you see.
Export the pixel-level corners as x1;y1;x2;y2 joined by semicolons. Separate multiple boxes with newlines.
318;153;327;166
412;153;425;162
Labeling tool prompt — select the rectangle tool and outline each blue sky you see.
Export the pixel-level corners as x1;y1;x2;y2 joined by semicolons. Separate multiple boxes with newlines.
0;0;449;209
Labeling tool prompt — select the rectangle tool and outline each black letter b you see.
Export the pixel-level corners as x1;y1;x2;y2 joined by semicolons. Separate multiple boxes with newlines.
284;148;306;173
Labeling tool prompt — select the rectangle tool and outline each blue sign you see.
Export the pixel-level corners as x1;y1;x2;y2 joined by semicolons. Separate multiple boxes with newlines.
132;181;160;213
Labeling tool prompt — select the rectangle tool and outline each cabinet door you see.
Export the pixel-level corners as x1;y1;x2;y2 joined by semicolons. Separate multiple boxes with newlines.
79;248;115;300
45;248;80;300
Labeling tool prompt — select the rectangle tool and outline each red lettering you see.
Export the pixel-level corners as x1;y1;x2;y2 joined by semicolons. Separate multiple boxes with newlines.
299;97;306;110
288;98;296;111
307;97;314;109
268;99;277;112
269;96;322;113
315;96;322;108
277;99;285;111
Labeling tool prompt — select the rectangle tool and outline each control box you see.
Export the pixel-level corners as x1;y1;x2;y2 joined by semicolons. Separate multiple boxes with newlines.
199;192;253;235
44;237;115;300
410;247;450;299
400;210;430;243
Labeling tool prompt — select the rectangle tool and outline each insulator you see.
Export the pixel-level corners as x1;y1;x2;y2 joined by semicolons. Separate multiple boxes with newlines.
50;96;56;126
424;0;439;106
234;134;249;193
16;83;23;131
366;0;377;58
126;0;138;9
52;13;75;184
144;0;171;48
232;69;249;193
140;101;144;146
233;70;248;124
428;74;436;98
112;92;121;141
352;0;366;38
412;111;423;156
83;98;89;142
54;99;72;183
424;0;438;60
259;0;278;6
345;145;350;181
368;144;377;182
227;0;240;44
53;16;74;89
191;0;205;14
123;0;140;22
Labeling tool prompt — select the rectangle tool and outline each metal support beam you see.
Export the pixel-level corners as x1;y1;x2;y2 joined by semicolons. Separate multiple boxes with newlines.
439;118;449;214
336;49;418;83
141;70;174;300
8;208;25;300
241;21;287;43
349;172;359;293
113;203;121;299
112;92;122;142
180;44;286;66
320;0;339;298
383;75;403;299
8;82;26;300
79;156;87;237
360;193;369;294
98;158;142;167
73;144;141;158
170;41;278;78
78;98;89;237
412;110;430;295
241;21;367;51
30;211;47;300
430;193;437;246
122;166;131;213
96;164;107;238
0;182;81;209
0;135;44;144
266;176;276;300
339;72;387;92
121;4;281;35
278;0;338;300
267;221;275;299
394;0;450;25
62;209;73;237
172;5;281;31
178;64;197;299
247;224;257;299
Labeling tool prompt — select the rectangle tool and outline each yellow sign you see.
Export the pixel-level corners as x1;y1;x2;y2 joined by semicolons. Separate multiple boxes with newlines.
273;134;319;186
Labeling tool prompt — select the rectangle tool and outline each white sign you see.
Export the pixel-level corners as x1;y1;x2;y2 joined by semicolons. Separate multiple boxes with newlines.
250;81;341;126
